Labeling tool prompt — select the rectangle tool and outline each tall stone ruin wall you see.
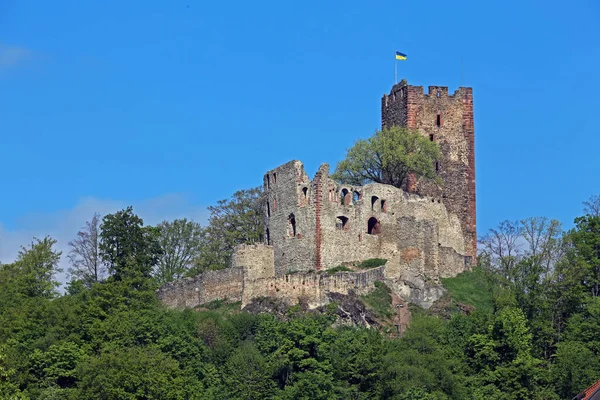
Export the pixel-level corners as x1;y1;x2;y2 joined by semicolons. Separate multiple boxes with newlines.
381;81;476;263
263;160;469;280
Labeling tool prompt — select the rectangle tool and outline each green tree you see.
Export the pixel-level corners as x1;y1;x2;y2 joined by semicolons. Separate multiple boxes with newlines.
154;218;203;284
99;207;162;281
192;187;264;272
7;236;62;299
224;343;277;400
563;215;600;297
76;346;194;399
332;127;441;189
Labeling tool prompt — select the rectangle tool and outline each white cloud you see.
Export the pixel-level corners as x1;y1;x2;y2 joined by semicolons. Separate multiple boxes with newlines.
0;194;209;286
0;44;33;69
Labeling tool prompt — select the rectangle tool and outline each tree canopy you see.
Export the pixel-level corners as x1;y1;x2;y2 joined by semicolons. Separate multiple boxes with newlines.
332;127;441;189
0;194;599;399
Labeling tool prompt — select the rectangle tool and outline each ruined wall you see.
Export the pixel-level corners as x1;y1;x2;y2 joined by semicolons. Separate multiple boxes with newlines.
381;80;476;263
264;161;317;274
242;266;386;309
156;267;244;309
263;160;468;279
231;243;275;281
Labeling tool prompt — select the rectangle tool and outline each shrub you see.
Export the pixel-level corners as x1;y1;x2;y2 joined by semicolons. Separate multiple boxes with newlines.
326;266;353;274
357;258;387;269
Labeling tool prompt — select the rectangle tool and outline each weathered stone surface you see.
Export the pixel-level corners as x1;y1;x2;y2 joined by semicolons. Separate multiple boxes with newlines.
241;266;386;309
156;267;244;309
382;80;476;263
158;80;476;313
263;161;469;279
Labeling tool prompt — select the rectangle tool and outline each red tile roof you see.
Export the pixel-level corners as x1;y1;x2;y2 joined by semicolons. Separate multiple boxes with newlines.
575;379;600;400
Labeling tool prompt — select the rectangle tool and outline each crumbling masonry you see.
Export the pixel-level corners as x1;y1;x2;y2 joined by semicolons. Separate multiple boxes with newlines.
158;80;476;310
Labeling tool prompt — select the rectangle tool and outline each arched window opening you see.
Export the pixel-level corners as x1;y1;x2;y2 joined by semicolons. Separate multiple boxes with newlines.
353;191;360;204
302;187;308;199
336;216;349;231
367;217;381;235
341;188;349;205
381;199;387;213
288;213;296;237
266;228;270;245
267;201;271;217
371;196;379;211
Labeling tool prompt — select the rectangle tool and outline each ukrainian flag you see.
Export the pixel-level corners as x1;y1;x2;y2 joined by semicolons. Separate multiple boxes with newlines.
395;51;407;60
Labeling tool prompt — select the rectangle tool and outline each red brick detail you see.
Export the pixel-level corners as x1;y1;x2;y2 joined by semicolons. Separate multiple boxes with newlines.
406;173;417;193
405;85;423;129
462;88;477;263
313;170;323;270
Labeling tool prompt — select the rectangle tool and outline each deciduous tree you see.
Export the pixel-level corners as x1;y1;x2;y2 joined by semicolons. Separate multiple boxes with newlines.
67;213;104;286
191;187;264;273
99;206;162;281
154;218;203;284
332;127;441;189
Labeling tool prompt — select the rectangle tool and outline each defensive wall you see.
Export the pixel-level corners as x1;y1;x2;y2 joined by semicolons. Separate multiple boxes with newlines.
263;160;470;279
157;79;476;311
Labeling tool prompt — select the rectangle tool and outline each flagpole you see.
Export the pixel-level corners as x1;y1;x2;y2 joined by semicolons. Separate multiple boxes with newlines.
394;53;397;84
461;56;464;86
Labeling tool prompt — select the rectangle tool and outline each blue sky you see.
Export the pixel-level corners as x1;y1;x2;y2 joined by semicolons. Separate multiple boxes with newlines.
1;0;599;264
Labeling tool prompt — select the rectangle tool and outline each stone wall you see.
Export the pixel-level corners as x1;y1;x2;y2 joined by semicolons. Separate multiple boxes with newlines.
231;243;275;281
157;267;244;309
241;266;386;308
263;159;468;279
381;80;476;263
264;161;317;275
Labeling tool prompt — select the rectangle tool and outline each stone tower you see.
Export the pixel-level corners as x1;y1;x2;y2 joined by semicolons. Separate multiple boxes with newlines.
381;80;476;262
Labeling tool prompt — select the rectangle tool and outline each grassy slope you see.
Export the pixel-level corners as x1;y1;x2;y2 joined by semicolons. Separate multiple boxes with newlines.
440;267;493;313
361;281;393;320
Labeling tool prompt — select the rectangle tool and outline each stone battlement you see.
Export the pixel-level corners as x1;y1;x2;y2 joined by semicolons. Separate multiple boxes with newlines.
157;78;476;311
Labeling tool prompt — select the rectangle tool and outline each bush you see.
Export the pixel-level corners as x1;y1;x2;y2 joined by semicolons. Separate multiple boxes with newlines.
361;281;393;319
357;258;387;269
326;266;353;274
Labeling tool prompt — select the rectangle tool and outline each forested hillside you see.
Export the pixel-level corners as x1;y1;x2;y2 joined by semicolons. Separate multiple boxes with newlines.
1;194;599;399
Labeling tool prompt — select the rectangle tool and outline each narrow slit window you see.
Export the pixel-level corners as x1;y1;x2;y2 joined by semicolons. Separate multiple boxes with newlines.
302;187;308;199
267;201;271;217
429;134;434;141
436;114;442;127
381;199;387;212
288;213;296;237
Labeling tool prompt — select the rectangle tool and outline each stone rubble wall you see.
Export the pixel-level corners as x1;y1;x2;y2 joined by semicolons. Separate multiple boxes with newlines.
231;244;275;281
241;266;386;309
263;159;468;280
156;267;244;309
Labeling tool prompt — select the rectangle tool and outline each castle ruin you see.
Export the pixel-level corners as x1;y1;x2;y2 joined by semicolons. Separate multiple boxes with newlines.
158;80;476;310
